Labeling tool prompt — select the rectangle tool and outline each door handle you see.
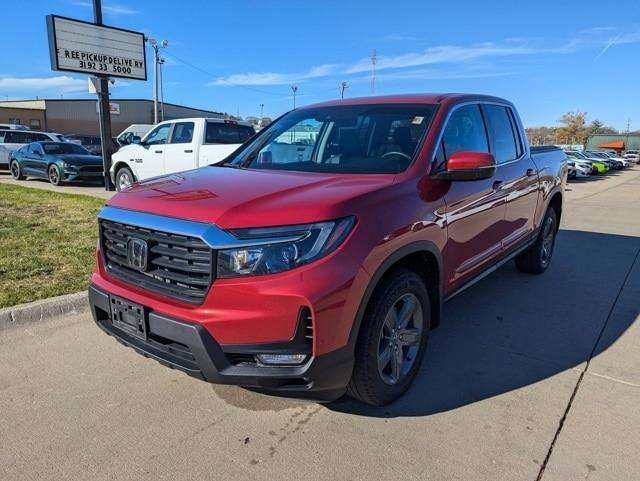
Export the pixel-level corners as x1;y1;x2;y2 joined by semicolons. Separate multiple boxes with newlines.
184;149;193;153
492;180;503;190
526;168;536;177
154;150;163;154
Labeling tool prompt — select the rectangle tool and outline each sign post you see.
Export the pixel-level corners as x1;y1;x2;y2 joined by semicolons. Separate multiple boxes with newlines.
46;6;146;191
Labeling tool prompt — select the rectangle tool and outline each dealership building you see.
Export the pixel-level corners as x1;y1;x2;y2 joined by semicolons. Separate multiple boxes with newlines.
586;134;640;152
0;99;225;136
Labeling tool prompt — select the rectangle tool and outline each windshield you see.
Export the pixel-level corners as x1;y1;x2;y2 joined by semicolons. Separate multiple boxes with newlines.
42;143;91;155
223;104;437;174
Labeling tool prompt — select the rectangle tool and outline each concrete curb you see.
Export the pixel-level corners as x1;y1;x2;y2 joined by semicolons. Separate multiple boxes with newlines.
0;291;88;330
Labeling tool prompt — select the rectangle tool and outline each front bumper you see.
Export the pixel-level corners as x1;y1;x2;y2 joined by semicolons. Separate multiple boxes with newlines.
89;284;353;401
63;168;104;182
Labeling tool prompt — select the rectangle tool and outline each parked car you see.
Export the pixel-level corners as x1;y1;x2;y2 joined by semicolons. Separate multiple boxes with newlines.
567;159;591;178
623;152;640;163
110;118;256;191
65;134;120;155
0;129;67;170
585;151;629;168
565;151;603;174
115;124;154;147
9;141;104;185
567;150;615;171
89;94;566;406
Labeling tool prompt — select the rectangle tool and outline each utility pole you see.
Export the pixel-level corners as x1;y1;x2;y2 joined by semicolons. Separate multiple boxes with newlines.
259;103;264;119
92;0;114;191
371;49;377;95
626;118;631;133
291;85;298;109
146;37;168;124
340;81;349;99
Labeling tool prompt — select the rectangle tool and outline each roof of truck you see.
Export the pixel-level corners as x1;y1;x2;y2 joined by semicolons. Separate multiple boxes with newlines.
304;93;512;109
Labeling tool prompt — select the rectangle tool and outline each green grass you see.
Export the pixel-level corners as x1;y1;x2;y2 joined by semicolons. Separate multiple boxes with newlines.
0;184;105;308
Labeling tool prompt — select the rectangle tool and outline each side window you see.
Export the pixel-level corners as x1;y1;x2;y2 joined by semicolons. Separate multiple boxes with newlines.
144;124;172;145
483;105;518;163
5;131;28;143
205;123;254;144
442;104;489;161
32;133;50;142
170;122;194;144
29;144;43;155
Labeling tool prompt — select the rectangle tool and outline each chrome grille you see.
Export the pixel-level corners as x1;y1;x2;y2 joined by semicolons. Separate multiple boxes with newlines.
100;219;213;304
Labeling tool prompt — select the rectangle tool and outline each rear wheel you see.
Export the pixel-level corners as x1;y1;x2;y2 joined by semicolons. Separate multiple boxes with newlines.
347;269;431;406
115;166;134;192
515;207;557;274
48;164;62;186
10;161;25;180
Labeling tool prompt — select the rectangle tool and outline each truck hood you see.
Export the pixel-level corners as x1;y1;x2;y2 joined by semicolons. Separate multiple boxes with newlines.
107;166;396;228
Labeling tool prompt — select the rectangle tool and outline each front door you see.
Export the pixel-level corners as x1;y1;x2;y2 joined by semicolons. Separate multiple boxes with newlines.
440;104;507;289
162;121;196;175
136;123;171;181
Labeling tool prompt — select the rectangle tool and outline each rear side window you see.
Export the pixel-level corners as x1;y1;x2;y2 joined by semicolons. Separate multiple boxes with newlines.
4;131;29;143
205;122;254;144
442;104;489;160
171;122;194;144
483;105;518;163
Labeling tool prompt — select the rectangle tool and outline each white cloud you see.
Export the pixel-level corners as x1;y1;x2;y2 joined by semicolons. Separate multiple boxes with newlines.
72;1;139;15
210;64;339;86
0;76;87;92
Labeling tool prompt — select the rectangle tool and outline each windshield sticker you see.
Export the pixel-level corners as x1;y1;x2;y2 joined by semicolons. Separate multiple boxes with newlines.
412;116;425;124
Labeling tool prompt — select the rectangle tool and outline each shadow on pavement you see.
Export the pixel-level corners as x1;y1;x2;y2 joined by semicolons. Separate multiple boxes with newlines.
328;229;640;417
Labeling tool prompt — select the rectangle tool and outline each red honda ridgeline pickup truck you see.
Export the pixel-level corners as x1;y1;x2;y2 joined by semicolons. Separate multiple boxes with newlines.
89;94;566;406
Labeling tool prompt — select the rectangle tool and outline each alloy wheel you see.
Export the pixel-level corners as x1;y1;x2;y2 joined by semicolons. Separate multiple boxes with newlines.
540;216;555;267
377;293;423;385
48;165;60;185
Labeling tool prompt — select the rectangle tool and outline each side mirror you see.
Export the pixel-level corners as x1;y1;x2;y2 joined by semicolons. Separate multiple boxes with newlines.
132;136;142;144
34;150;43;157
435;151;496;181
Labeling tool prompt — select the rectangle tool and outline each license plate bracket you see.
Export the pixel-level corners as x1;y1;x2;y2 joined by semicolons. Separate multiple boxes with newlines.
109;295;147;340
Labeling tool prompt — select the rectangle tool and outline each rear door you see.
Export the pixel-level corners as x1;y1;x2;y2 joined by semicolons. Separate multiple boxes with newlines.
200;121;254;165
483;104;539;249
162;121;197;174
440;103;507;288
1;131;30;166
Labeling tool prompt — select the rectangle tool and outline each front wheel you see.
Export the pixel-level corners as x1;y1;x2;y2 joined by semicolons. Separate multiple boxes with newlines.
10;161;25;180
115;166;134;192
347;269;431;406
515;207;557;274
48;164;62;186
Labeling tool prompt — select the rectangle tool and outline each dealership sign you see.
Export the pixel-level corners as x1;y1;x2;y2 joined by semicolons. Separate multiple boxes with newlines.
46;15;146;80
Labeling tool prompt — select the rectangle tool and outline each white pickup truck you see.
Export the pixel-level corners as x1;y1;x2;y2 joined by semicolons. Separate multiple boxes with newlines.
110;117;255;190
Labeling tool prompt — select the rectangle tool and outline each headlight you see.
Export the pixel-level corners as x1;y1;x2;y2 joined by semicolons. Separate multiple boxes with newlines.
217;216;355;278
60;161;68;168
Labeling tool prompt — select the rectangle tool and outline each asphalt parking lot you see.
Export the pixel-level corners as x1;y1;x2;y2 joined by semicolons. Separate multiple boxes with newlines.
1;167;639;481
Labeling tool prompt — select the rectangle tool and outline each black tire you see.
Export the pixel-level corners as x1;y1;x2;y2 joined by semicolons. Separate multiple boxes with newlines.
48;164;62;186
515;207;557;274
10;160;25;180
115;166;134;192
347;269;431;406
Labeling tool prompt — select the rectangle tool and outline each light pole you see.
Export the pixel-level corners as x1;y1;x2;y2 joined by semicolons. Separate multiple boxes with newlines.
340;81;349;99
291;85;298;109
146;37;168;124
158;57;165;121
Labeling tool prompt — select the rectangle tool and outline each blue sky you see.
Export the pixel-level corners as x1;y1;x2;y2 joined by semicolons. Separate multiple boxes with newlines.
2;0;640;129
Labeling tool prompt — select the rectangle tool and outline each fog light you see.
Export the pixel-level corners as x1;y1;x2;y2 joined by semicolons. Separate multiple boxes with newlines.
256;353;308;365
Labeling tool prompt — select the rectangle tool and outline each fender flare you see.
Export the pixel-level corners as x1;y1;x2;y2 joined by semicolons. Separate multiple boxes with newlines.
345;240;443;355
112;161;137;184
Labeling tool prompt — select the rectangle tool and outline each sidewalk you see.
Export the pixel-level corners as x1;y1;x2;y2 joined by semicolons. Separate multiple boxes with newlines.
0;172;115;199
